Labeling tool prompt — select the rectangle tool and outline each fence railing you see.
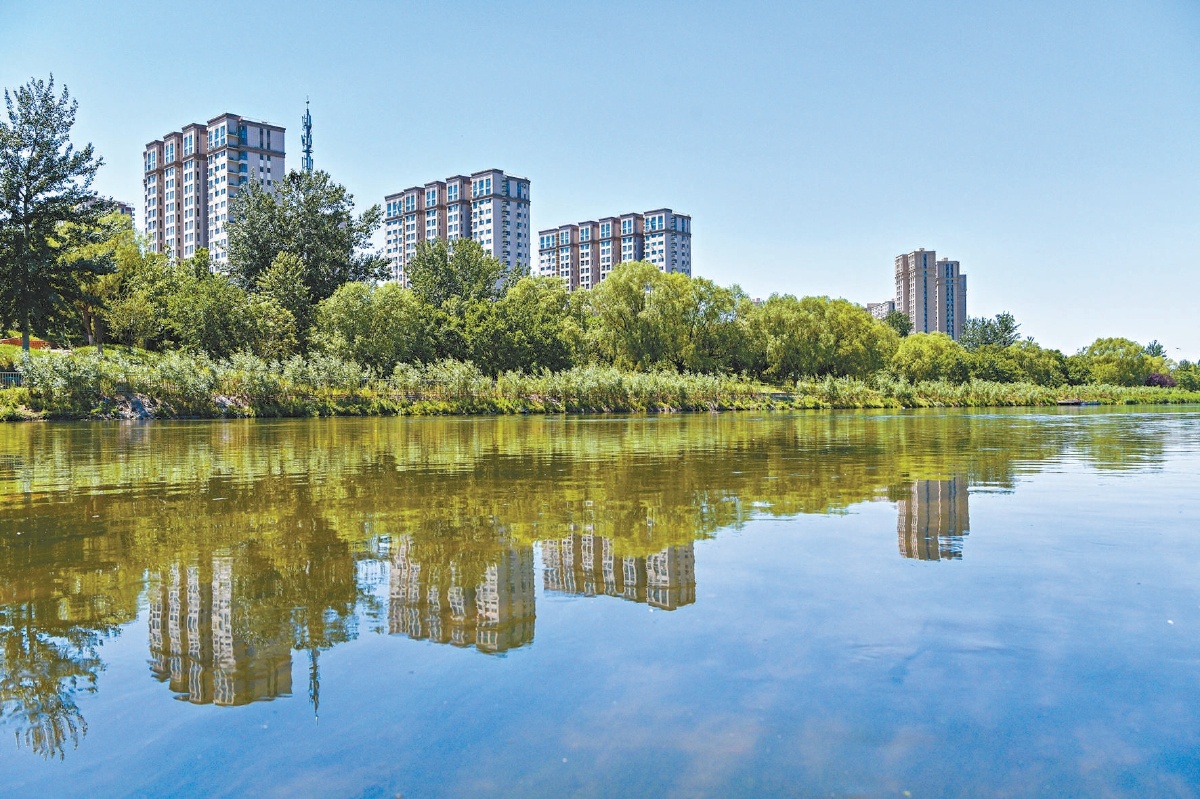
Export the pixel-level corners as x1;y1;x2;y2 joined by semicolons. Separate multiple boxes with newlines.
0;372;21;388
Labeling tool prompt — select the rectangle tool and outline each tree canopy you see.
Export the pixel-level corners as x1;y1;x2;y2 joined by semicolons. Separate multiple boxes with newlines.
961;312;1021;351
226;169;385;303
0;76;109;350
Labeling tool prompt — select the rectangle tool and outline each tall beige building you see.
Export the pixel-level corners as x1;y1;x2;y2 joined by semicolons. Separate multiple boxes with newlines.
537;208;692;291
383;169;531;285
143;113;285;266
894;248;967;340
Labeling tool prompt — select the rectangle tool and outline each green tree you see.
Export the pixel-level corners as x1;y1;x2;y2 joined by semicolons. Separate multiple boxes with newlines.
1080;337;1156;386
101;244;174;350
0;76;110;350
56;211;140;352
891;332;971;383
255;252;313;347
489;276;578;373
226;169;384;302
164;262;257;358
745;294;899;381
969;341;1067;386
677;277;746;374
406;237;516;308
1173;360;1200;391
1143;339;1166;358
587;261;677;370
960;312;1021;351
883;310;912;337
314;281;435;373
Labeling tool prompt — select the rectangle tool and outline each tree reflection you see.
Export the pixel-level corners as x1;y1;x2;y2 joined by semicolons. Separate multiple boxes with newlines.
0;607;101;760
0;408;1189;757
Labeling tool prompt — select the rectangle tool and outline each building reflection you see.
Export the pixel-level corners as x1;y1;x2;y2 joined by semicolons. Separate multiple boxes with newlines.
896;477;970;561
388;537;536;654
542;534;697;610
147;557;293;705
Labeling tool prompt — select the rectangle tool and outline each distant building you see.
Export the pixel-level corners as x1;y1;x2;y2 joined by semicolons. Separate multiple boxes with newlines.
383;169;531;285
143;113;285;264
537;208;692;291
896;477;970;560
867;300;895;320
894;248;967;340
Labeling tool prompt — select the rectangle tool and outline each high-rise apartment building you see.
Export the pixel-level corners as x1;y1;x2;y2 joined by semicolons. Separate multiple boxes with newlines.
537;208;692;291
383;169;531;285
143;113;285;266
894;248;967;340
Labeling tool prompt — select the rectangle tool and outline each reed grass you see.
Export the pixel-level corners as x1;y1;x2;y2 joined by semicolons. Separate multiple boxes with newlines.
8;349;1200;420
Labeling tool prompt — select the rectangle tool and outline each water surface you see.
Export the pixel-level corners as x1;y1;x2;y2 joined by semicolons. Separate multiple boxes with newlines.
1;408;1198;797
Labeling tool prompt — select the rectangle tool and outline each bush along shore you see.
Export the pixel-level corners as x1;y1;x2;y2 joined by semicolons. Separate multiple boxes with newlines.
3;349;1198;422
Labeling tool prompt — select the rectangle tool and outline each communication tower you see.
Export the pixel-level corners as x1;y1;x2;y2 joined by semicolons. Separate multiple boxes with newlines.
301;99;314;173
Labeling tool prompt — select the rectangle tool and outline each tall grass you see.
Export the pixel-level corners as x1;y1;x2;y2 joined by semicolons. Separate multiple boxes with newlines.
8;348;1200;420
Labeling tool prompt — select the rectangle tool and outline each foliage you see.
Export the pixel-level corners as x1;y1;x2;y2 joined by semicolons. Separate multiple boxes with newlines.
746;294;899;381
969;341;1067;386
883;310;912;337
0;76;110;350
960;312;1021;351
255;252;312;347
226;169;385;302
1173;361;1200;391
1145;372;1176;388
1080;337;1165;387
406;237;517;308
482;276;580;374
892;333;970;383
314;281;434;373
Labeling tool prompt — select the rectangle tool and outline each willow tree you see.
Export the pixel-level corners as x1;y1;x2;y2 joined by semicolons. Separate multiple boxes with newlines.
0;76;110;350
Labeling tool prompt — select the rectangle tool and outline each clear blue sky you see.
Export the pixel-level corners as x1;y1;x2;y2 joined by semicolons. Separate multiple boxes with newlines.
4;0;1198;356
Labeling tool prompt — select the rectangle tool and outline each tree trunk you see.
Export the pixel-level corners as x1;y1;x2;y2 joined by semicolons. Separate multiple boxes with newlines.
21;318;30;352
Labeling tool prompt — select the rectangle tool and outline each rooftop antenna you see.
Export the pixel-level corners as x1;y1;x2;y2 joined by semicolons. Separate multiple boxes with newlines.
301;98;314;173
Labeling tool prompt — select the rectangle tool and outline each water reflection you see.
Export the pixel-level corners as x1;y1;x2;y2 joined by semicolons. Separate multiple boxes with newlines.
896;477;970;561
148;558;293;705
388;537;536;654
542;535;697;610
0;409;1194;759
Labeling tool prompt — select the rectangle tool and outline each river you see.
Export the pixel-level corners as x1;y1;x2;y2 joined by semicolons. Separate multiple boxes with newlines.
1;408;1198;797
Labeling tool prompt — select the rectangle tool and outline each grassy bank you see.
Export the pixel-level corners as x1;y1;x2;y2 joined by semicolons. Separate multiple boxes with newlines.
2;348;1198;421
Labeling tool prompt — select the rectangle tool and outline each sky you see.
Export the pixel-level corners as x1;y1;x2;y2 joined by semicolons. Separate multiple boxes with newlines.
3;0;1198;356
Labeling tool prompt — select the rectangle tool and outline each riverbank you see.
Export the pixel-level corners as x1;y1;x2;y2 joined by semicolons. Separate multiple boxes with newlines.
3;352;1198;421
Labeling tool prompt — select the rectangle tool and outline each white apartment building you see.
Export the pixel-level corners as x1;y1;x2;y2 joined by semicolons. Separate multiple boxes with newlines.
537;208;691;291
143;113;285;266
383;169;531;285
